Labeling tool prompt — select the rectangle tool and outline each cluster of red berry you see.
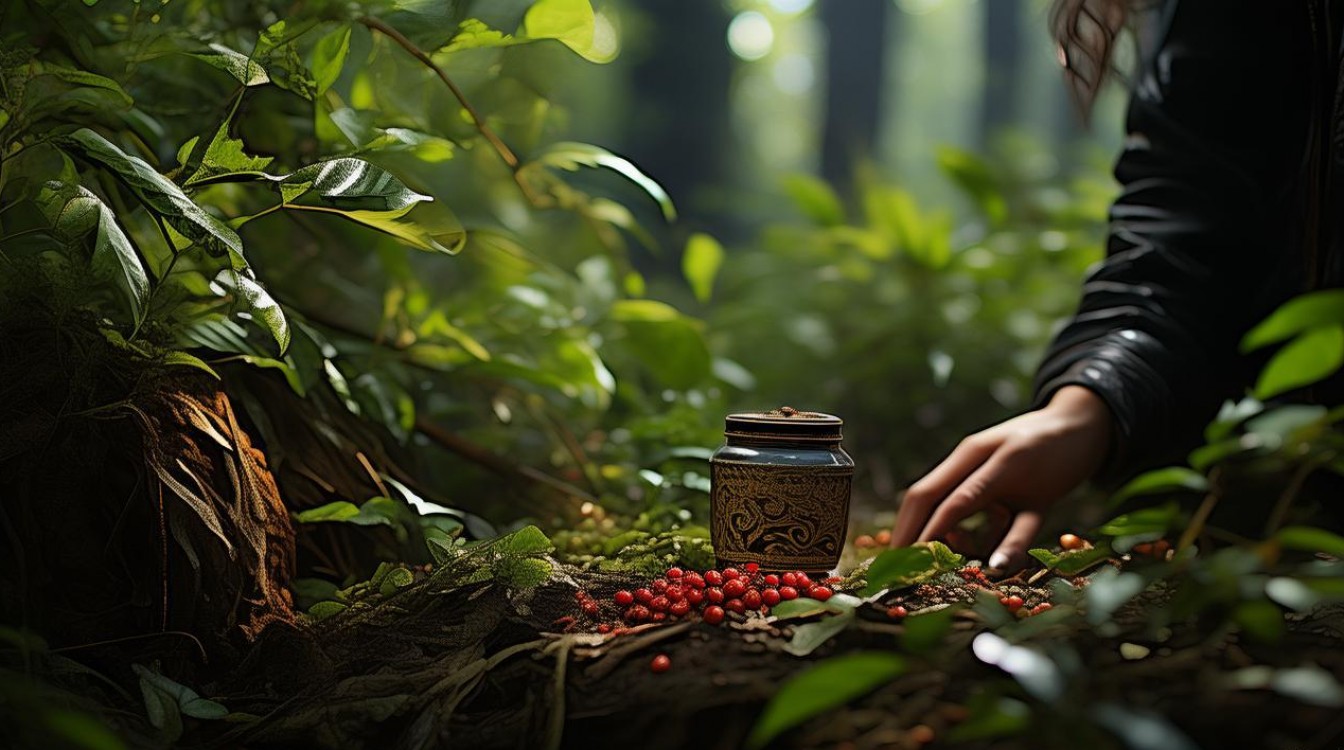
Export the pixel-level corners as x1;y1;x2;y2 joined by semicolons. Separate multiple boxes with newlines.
957;565;992;587
607;563;838;628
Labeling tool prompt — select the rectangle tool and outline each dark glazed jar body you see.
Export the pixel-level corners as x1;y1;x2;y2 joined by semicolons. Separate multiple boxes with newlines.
709;408;854;573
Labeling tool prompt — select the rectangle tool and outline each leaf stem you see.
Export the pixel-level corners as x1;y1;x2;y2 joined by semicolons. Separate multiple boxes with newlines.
359;16;547;206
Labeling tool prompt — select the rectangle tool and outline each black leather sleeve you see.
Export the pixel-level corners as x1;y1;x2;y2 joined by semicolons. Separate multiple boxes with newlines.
1033;0;1314;482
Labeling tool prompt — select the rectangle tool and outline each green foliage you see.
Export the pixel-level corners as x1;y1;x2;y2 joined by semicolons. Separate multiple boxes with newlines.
861;541;962;595
746;652;906;749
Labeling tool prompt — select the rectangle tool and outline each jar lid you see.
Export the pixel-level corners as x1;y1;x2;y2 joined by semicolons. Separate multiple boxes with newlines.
724;406;843;443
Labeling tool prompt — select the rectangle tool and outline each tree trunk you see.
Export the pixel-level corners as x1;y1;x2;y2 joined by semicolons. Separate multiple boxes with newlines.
982;0;1024;149
820;0;891;194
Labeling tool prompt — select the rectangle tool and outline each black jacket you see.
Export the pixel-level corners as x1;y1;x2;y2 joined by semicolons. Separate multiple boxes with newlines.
1034;0;1344;481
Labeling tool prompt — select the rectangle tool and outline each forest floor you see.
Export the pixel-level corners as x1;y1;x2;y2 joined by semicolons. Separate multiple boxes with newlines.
199;556;1344;750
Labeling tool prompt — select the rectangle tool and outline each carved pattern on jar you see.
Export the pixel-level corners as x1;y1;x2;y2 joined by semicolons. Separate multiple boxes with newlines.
710;461;853;570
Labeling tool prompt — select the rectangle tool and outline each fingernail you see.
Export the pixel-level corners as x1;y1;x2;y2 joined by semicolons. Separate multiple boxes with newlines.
988;551;1010;570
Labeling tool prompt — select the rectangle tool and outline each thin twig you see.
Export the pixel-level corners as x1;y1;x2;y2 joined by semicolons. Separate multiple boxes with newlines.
415;416;596;506
1177;468;1223;553
1264;456;1325;536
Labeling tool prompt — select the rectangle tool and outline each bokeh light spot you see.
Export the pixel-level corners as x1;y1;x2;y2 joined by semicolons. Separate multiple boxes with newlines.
727;11;774;61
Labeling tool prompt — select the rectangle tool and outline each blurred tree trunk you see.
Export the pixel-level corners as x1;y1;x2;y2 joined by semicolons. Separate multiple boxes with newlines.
981;0;1024;150
625;0;734;221
820;0;891;194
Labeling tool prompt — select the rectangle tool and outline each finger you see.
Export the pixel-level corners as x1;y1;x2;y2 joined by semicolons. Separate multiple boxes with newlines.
987;510;1044;573
892;436;997;547
916;451;1010;544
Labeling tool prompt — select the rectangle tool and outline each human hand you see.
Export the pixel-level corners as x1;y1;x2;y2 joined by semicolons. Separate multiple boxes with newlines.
891;385;1114;572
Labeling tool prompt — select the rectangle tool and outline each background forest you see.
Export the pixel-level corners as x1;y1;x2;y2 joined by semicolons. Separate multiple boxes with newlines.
3;1;1344;749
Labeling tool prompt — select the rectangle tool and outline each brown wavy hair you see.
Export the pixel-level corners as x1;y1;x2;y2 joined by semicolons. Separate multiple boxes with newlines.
1051;0;1140;117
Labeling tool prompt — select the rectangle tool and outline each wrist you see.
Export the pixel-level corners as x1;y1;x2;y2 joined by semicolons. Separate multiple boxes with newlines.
1046;385;1114;442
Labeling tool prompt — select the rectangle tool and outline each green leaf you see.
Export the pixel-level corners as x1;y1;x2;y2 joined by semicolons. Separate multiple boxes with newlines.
38;181;149;320
495;525;554;555
782;174;845;226
308;601;348;620
1233;599;1284;642
1204;397;1264;443
862;546;936;595
522;0;615;63
185;121;275;186
132;665;228;721
1277;526;1344;557
59;129;246;268
280;158;430;212
747;652;905;749
937;146;1007;224
191;44;271;86
1241;290;1344;352
162;351;219;379
311;24;352;95
1099;504;1180;537
175;136;200;169
536;142;675;221
210;270;290;353
783;610;849;656
769;597;852;621
1110;466;1208;505
1253;325;1344;399
609;300;712;389
1027;544;1112;575
294;501;361;523
443;18;518;52
682;232;723;303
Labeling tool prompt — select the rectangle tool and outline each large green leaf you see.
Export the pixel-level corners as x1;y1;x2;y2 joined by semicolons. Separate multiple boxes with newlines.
39;181;149;320
132;665;228;721
1277;526;1344;557
609;300;711;390
747;652;905;749
210;270;290;353
1253;325;1344;400
190;44;270;86
58;129;246;268
682;232;723;303
522;0;614;63
1241;290;1344;352
861;546;935;595
535;142;675;221
311;24;352;95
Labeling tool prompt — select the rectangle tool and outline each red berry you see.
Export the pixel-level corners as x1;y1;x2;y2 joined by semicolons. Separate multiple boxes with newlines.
614;590;634;606
725;598;746;614
762;588;781;607
703;606;725;625
887;605;908;619
652;612;667;622
666;586;685;602
763;574;780;586
597;623;612;633
685;588;704;605
781;572;798;587
809;586;834;601
779;586;799;600
723;567;742;580
652;578;669;593
723;579;748;598
625;605;650;622
684;573;706;589
706;587;725;604
670;599;691;617
1003;595;1024;612
795;572;813;588
1030;603;1053;615
666;567;684;579
825;576;842;585
745;562;760;574
650;596;670;612
575;590;588;601
743;589;763;609
650;654;671;673
1059;533;1085;551
704;570;723;586
635;588;654;603
582;601;600;616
